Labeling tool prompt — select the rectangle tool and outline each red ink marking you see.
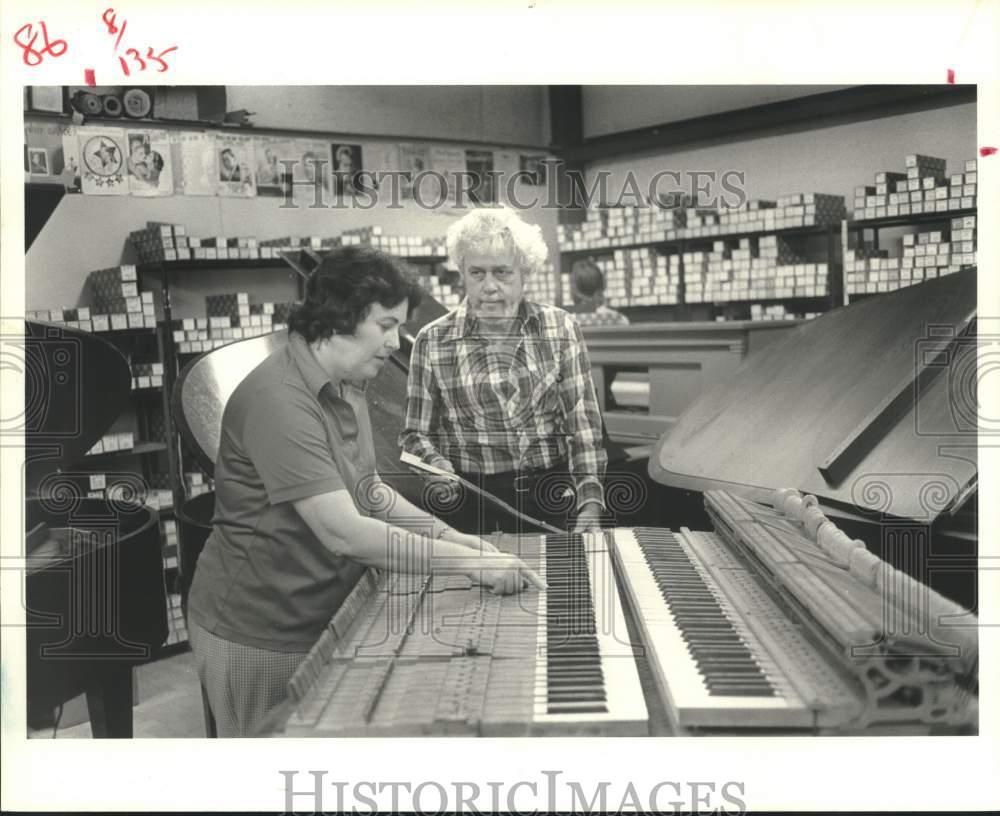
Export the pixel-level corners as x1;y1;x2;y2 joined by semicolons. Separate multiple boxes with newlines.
103;9;177;76
84;67;96;85
979;146;997;157
13;21;67;66
149;45;178;72
947;69;955;84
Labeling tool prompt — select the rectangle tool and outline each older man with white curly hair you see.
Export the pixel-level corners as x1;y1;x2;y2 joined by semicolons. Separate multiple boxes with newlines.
400;206;607;535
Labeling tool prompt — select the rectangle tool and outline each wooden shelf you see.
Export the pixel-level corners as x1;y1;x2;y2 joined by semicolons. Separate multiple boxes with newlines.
847;208;976;231
139;259;289;273
83;441;167;463
559;221;840;258
93;327;158;338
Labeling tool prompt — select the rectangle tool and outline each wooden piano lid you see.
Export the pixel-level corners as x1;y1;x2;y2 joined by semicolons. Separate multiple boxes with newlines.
24;321;132;492
650;268;978;523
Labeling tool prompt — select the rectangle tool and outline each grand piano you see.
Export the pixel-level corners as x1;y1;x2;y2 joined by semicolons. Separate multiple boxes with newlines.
173;266;978;736
23;321;168;737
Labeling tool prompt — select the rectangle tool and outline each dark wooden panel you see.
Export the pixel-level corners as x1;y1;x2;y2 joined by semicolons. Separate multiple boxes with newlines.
651;269;977;521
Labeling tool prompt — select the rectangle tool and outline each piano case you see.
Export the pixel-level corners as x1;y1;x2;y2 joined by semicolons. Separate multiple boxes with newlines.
24;321;168;737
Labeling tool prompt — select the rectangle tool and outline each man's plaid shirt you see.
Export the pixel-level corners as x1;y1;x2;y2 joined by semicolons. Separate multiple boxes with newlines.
400;298;607;510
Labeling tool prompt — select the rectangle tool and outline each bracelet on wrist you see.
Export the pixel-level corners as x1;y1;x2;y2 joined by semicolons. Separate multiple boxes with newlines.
435;525;452;540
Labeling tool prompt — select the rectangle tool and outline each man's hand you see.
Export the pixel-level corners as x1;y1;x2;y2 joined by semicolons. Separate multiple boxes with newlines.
467;553;546;596
572;502;605;535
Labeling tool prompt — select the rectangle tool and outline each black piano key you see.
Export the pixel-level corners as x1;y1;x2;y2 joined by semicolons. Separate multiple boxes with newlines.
544;533;607;715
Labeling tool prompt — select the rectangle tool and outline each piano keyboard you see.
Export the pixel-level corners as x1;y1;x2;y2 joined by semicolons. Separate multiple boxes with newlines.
279;533;648;736
611;527;860;730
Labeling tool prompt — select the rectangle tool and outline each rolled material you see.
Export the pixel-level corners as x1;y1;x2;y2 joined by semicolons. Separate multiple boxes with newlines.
71;91;103;115
123;88;152;118
101;94;123;117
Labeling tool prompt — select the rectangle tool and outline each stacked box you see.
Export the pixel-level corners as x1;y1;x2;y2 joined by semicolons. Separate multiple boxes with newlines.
144;472;174;510
556;205;687;252
205;293;241;322
592;248;678;307
145;402;168;444
685;236;827;303
686;194;846;238
185;470;214;498
853;156;977;220
749;303;821;322
130;361;163;390
128;222;191;263
174;293;294;353
412;270;463;310
845;215;975;295
142;486;174;511
161;519;179;569
85;431;135;456
521;261;558;307
165;593;187;645
83;265;156;329
28;306;101;333
134;222;274;262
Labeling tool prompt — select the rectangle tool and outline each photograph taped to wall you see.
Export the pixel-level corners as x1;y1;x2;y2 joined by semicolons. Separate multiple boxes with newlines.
254;136;293;197
217;134;256;198
174;132;218;195
292;138;332;194
27;148;49;176
520;154;547;186
331;142;363;195
126;130;174;197
465;148;496;204
397;142;433;200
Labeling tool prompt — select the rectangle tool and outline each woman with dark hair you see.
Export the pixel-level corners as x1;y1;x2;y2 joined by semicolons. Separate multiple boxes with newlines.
187;246;543;737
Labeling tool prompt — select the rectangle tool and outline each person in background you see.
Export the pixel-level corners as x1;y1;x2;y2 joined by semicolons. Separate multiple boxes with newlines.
570;258;630;326
400;207;608;536
187;247;543;737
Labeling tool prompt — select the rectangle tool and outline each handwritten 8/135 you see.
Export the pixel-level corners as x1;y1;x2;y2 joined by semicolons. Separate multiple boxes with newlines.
102;8;177;75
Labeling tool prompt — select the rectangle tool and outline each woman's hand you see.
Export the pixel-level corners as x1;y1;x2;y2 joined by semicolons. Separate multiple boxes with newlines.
452;531;500;554
466;553;546;596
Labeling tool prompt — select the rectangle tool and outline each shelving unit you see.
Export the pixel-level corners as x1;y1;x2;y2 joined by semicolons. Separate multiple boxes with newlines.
840;208;977;306
136;247;460;533
63;323;184;652
558;221;843;323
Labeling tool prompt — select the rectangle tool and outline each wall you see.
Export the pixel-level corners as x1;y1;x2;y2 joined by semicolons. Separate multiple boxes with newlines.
584;100;976;207
27;180;559;316
582;85;854;139
227;86;549;147
25;84;555;313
